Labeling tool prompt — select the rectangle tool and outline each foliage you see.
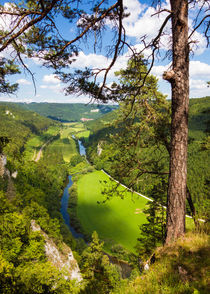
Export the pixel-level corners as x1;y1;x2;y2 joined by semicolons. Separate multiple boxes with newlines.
114;233;210;294
0;103;54;166
70;154;83;166
0;58;19;94
80;231;120;294
136;179;167;257
20;103;117;122
85;92;210;220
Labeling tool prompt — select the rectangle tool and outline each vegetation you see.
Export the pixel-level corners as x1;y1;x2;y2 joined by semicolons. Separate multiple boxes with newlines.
20;103;117;122
84;94;210;221
0;102;54;157
0;99;209;293
114;232;210;294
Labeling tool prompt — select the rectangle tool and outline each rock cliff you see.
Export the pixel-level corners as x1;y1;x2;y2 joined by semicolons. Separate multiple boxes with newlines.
31;220;82;282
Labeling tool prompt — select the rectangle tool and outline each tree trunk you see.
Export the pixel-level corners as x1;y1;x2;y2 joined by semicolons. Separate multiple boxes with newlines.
165;0;189;244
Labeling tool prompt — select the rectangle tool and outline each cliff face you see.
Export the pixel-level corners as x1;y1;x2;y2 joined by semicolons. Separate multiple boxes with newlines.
0;154;7;177
31;220;82;282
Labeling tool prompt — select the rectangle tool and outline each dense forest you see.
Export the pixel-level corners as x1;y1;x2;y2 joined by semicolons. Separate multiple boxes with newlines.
18;103;118;122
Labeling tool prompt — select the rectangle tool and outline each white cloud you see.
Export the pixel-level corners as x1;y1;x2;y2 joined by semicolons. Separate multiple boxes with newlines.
122;0;171;50
190;61;210;78
40;83;63;94
16;78;32;85
151;64;169;78
72;51;110;69
190;79;208;90
123;0;147;25
151;61;210;79
42;74;60;84
71;51;128;80
120;0;208;55
190;79;210;97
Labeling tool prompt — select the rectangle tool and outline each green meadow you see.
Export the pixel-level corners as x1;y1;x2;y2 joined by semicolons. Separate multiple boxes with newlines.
77;170;149;252
76;170;195;252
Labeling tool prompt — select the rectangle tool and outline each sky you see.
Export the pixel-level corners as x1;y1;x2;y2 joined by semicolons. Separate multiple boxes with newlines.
0;0;209;104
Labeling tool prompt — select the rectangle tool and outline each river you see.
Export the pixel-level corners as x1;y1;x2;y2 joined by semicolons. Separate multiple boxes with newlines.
60;139;85;239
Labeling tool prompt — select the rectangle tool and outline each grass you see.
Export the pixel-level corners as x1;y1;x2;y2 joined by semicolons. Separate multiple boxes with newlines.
24;136;43;160
76;170;195;252
116;232;210;294
77;170;149;252
46;137;77;163
62;122;86;134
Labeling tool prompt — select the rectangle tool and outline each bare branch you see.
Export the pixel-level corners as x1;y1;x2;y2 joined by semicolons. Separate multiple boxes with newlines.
188;14;210;40
98;0;124;98
50;1;120;60
13;40;36;95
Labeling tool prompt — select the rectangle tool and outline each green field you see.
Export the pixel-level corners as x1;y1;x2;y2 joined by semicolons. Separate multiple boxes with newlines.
24;125;60;161
24;123;88;163
62;122;90;139
77;170;149;252
76;170;195;252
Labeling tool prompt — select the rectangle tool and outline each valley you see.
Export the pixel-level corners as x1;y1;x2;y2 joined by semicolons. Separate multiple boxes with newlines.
0;100;209;293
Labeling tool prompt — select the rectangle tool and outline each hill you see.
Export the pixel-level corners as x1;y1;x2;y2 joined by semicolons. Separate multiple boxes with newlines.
83;97;210;219
0;102;55;159
18;102;118;122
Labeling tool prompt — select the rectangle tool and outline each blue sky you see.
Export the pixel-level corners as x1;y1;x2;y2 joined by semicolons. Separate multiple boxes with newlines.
0;0;209;103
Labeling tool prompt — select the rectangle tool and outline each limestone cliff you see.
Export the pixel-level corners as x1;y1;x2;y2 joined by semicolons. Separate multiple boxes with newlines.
0;154;7;177
31;220;82;282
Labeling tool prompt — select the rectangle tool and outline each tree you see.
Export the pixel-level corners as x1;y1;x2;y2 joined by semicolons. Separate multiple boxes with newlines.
0;0;209;243
162;0;190;243
137;178;166;257
80;231;120;294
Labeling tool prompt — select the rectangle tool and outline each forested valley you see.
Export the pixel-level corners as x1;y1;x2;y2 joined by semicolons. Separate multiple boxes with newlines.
0;0;210;293
0;95;209;293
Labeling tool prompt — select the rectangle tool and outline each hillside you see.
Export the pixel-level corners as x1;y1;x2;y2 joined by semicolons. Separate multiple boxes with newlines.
83;97;210;219
18;102;118;122
114;232;210;294
0;102;55;159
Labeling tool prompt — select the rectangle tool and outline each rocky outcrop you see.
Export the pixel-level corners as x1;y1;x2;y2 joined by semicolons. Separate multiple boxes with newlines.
0;154;7;177
97;142;103;156
31;220;82;282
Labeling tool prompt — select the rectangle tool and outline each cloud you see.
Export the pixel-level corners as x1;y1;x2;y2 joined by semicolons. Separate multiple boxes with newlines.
40;83;63;94
190;79;208;90
190;79;210;97
151;61;210;79
151;64;169;78
123;0;147;25
71;51;129;80
190;61;210;78
122;0;171;49
72;52;110;69
121;0;208;55
42;74;60;84
16;78;32;85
